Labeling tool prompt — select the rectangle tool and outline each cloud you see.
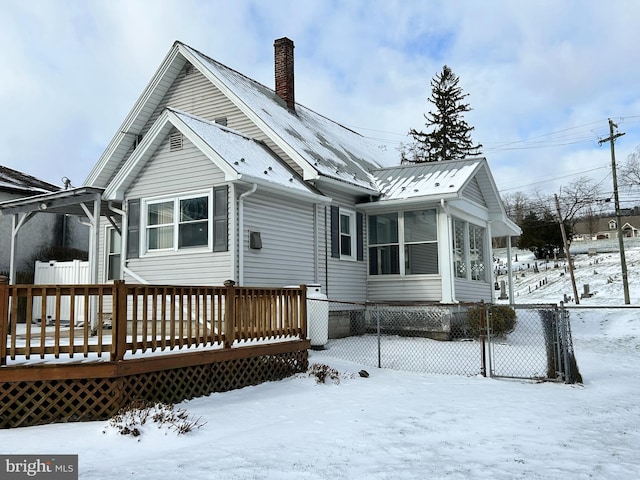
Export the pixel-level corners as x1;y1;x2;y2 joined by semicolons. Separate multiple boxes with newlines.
0;0;639;200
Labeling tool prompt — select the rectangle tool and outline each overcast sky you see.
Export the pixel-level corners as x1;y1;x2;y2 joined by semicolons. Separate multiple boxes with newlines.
2;0;640;206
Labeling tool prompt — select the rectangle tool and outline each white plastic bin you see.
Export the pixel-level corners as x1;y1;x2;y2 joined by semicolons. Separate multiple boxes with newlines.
306;284;329;349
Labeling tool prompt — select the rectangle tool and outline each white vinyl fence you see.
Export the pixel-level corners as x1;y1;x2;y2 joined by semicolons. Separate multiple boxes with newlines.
32;260;89;325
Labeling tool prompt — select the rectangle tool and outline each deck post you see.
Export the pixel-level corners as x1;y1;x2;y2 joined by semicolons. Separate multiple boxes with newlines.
0;283;8;366
111;280;128;362
224;280;236;348
299;285;307;340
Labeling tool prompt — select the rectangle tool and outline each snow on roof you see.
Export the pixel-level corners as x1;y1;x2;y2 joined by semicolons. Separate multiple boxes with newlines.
172;109;322;197
184;44;393;192
373;158;482;201
0;166;60;196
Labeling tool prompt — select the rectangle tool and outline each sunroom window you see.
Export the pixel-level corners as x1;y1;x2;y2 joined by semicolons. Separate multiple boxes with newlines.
369;209;438;275
404;209;438;274
452;218;487;282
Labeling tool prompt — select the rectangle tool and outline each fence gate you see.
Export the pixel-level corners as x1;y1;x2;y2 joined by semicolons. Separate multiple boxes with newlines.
487;303;580;383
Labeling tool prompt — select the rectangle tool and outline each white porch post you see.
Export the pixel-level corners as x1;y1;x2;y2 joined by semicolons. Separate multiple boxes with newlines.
80;195;101;328
438;201;455;303
9;214;18;286
486;221;494;302
91;194;101;285
506;236;515;304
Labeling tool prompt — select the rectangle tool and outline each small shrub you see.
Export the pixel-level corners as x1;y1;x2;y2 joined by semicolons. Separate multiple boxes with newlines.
106;401;205;437
466;305;517;338
308;363;341;384
307;363;355;384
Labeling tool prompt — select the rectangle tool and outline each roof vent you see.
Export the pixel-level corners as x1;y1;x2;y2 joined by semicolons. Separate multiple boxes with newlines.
170;133;183;151
215;117;227;126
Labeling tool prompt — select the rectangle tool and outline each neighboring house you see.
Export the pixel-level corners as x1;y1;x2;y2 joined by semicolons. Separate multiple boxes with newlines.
0;166;88;273
573;216;640;240
0;38;519;308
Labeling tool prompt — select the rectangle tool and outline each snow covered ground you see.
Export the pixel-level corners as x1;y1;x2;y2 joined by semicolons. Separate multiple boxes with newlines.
1;240;639;479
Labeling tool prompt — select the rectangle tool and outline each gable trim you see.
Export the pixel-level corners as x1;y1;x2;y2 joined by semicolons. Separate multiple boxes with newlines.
104;109;239;200
85;43;186;187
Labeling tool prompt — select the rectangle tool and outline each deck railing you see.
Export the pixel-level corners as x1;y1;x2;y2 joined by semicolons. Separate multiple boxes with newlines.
0;281;307;366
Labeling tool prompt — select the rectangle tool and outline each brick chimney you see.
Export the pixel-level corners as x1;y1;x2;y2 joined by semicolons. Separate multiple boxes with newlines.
274;37;295;110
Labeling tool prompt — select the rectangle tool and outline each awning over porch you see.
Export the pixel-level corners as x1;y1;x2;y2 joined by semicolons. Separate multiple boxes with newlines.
0;187;122;285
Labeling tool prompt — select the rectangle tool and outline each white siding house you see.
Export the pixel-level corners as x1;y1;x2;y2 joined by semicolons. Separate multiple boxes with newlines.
1;38;520;315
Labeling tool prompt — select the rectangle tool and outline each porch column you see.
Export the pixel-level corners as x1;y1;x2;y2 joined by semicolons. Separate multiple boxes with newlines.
506;236;515;304
91;194;101;285
438;202;455;303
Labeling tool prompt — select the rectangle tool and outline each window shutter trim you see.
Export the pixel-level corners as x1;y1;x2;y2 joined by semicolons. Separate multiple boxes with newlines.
356;212;364;261
330;206;340;258
126;199;140;259
213;186;228;252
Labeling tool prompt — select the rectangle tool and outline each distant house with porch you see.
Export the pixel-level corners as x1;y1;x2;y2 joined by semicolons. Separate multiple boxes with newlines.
573;216;640;240
0;166;88;274
0;38;519;310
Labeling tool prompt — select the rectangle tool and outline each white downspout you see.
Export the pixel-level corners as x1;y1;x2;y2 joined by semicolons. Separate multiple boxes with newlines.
238;184;258;286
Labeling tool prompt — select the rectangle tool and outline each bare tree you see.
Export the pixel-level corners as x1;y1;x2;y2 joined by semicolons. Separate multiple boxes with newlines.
619;145;640;188
557;176;603;233
502;191;530;226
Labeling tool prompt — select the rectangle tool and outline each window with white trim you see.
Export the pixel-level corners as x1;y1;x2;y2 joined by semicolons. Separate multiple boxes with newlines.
106;227;121;281
368;209;438;275
339;209;356;259
452;218;487;282
142;189;226;254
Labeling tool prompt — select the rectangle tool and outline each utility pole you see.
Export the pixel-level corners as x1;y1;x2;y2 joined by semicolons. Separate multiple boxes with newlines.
555;194;580;305
599;118;630;304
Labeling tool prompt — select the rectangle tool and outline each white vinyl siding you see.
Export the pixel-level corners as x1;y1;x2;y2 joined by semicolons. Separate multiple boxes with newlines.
320;188;367;303
122;133;232;286
367;277;443;302
242;191;316;287
454;278;493;302
462;177;487;206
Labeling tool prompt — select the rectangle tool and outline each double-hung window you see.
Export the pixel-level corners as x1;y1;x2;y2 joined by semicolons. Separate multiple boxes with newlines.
368;209;438;275
330;206;363;261
368;212;400;275
139;188;227;255
105;227;121;281
339;210;356;259
403;209;438;274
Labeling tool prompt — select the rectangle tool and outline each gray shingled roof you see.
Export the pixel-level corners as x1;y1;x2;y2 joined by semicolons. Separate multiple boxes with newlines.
0;165;60;196
184;44;393;192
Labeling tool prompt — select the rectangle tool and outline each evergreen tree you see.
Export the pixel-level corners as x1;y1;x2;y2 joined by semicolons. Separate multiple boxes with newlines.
401;65;482;163
518;209;571;260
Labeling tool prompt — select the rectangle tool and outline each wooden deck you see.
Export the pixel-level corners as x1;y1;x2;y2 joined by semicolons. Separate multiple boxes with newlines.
0;282;310;427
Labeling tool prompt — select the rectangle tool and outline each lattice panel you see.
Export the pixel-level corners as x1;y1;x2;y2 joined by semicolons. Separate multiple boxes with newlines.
0;349;308;428
0;378;121;428
122;364;214;405
211;351;308;392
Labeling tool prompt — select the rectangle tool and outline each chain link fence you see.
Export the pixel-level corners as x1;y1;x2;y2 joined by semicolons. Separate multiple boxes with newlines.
308;299;582;383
